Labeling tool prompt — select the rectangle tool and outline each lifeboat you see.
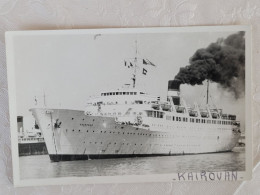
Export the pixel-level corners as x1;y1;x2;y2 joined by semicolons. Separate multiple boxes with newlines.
189;110;198;117
211;112;218;119
222;114;228;119
161;103;171;111
200;111;209;118
176;106;185;113
151;103;160;110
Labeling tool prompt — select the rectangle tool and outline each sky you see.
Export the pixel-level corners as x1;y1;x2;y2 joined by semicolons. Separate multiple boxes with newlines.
12;29;245;129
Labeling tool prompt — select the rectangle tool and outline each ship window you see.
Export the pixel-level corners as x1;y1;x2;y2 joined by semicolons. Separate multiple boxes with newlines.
119;92;122;95
104;93;106;96
109;92;112;95
125;101;127;104
130;92;133;95
134;92;137;95
116;92;119;95
113;92;115;95
146;111;153;117
173;116;175;121
101;93;103;96
157;111;164;118
126;92;129;95
123;92;126;95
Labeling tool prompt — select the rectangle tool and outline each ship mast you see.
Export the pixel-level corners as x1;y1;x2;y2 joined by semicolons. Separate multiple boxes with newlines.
206;80;209;105
125;40;155;88
132;40;138;88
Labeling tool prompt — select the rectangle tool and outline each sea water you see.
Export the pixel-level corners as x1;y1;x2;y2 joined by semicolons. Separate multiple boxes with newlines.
19;147;245;180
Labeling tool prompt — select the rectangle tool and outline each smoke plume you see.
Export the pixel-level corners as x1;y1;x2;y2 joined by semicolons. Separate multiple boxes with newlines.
175;31;245;98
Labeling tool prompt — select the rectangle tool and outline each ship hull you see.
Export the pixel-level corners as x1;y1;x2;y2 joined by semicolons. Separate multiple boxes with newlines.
30;108;241;162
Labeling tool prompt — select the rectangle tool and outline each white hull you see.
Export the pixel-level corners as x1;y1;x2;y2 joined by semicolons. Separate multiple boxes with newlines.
31;108;241;161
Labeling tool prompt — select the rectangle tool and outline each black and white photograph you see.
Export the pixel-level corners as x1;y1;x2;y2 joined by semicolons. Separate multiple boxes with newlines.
6;26;252;186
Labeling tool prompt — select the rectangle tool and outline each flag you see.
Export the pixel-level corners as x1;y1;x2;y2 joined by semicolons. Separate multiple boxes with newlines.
143;68;147;75
143;59;155;66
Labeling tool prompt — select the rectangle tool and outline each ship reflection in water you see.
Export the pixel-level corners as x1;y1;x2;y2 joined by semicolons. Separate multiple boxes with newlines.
20;147;245;180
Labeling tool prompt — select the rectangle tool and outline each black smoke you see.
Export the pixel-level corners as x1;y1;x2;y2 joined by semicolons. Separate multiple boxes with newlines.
175;31;245;99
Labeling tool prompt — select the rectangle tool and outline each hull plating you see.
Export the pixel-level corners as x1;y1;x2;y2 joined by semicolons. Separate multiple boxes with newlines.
31;108;241;161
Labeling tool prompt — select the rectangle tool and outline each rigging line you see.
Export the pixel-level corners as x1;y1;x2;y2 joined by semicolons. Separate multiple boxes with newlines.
198;86;207;106
209;94;218;109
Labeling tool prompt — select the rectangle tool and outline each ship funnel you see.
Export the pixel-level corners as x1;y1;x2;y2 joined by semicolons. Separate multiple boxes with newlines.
167;80;181;105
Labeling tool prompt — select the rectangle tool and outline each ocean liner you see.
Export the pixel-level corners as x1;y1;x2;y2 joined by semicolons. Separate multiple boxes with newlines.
30;45;241;162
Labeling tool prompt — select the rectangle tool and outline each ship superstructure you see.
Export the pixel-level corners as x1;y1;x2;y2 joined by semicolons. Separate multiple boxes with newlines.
30;42;241;162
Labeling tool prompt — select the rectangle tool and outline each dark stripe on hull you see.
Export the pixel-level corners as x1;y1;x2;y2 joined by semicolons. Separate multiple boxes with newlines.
49;151;232;162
